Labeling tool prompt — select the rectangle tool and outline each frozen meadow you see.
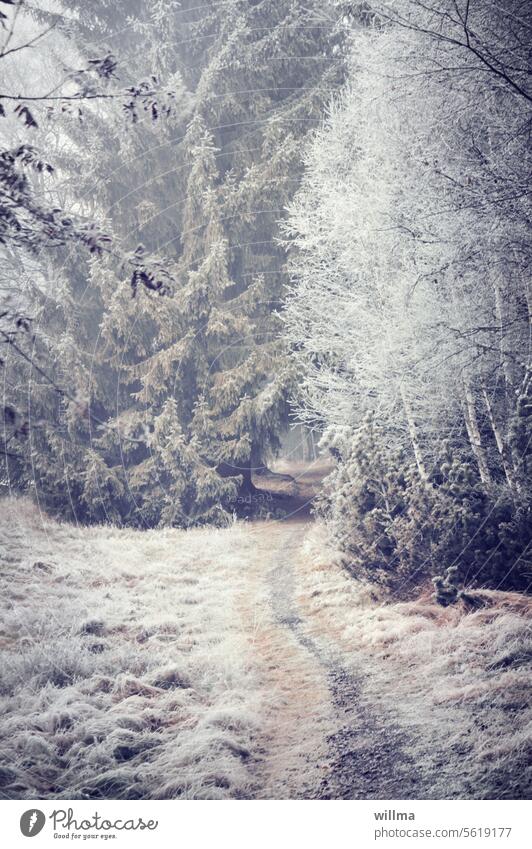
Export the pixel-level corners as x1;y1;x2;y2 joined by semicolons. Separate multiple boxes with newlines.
0;497;530;800
0;498;262;799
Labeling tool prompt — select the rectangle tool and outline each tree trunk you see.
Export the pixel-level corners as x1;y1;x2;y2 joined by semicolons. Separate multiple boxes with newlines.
239;444;265;492
492;274;515;390
305;428;317;461
523;276;532;326
481;385;522;497
400;386;427;480
462;379;492;488
217;455;260;494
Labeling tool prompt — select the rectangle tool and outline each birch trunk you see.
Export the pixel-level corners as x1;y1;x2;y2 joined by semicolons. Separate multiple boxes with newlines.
400;386;427;480
462;379;492;488
481;385;522;497
492;274;515;390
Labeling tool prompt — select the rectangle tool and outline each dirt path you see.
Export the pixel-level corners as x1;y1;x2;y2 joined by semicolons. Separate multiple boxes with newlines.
1;488;528;800
232;460;428;799
238;516;423;799
237;520;331;798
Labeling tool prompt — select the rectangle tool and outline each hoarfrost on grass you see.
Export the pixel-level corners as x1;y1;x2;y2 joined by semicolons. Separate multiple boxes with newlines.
295;524;532;799
0;498;261;799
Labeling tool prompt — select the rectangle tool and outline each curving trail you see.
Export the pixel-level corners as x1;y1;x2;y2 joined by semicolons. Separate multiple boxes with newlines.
236;463;427;800
238;520;333;799
1;466;527;800
237;515;419;799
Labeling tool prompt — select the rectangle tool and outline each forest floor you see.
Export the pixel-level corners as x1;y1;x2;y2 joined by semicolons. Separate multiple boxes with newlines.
0;462;530;800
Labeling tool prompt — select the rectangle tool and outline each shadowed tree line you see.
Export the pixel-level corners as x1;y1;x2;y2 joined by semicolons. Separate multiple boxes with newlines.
1;0;344;525
284;0;531;595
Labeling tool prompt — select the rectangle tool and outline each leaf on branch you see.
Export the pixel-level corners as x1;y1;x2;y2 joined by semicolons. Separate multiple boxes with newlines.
15;316;31;332
88;54;118;79
131;268;164;296
14;104;38;129
8;144;53;174
127;244;173;297
123;80;174;124
79;226;112;255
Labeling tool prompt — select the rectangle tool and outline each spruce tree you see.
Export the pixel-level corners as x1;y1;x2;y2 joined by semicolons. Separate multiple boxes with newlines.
161;0;345;489
5;0;344;525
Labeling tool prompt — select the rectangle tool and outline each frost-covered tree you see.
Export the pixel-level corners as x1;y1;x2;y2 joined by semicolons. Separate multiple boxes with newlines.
284;1;531;592
1;1;187;515
0;0;181;472
4;0;346;525
164;0;345;487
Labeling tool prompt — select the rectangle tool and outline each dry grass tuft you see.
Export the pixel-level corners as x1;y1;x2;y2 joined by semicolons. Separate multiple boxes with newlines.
0;498;263;800
296;524;532;799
